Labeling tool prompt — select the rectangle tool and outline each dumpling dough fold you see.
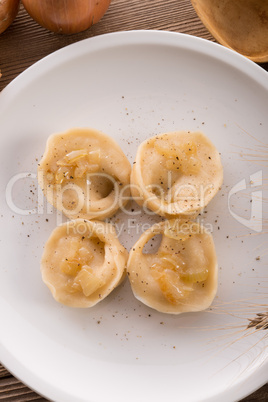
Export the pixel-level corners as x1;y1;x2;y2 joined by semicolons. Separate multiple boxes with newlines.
127;219;218;314
131;131;223;218
41;219;128;308
38;127;131;220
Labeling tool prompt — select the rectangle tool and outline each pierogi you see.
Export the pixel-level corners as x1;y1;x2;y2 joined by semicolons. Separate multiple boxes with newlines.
41;219;128;307
38;128;131;220
131;131;223;218
127;219;218;314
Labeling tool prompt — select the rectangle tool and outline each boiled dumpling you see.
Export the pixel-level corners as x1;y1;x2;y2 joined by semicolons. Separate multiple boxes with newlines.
127;219;218;314
41;219;128;307
38;128;131;220
131;131;223;218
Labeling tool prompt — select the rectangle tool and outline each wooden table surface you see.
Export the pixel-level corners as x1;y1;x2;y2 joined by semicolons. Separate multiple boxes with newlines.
0;0;267;401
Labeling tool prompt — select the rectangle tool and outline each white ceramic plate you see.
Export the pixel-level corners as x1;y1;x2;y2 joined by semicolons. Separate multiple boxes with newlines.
0;31;267;402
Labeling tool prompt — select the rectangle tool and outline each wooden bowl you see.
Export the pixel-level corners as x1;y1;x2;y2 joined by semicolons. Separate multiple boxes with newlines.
191;0;268;62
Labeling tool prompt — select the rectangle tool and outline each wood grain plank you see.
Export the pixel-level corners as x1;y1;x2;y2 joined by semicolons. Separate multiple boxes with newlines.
0;365;10;379
0;377;46;401
242;383;268;401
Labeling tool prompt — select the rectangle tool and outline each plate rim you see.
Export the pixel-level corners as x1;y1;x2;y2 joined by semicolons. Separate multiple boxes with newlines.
1;29;267;103
0;29;267;402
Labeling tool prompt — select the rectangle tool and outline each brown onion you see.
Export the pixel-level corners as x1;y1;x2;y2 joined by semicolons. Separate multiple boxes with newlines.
21;0;111;34
0;0;20;34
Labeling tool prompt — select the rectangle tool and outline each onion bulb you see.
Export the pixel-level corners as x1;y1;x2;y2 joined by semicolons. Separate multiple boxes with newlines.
21;0;111;34
0;0;20;34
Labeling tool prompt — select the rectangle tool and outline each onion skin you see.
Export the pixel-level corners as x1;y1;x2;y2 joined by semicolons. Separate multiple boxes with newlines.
21;0;111;34
0;0;20;34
